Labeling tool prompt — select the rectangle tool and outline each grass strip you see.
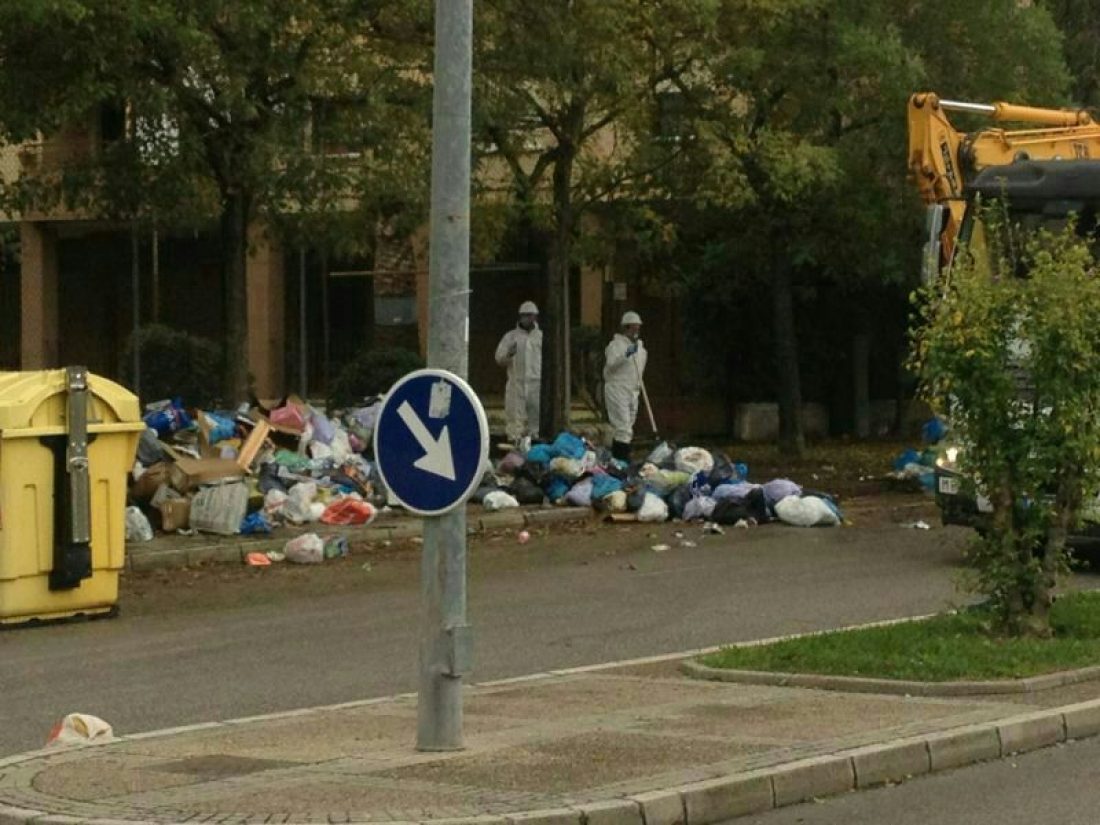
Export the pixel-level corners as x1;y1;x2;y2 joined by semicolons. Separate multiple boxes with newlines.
701;591;1100;681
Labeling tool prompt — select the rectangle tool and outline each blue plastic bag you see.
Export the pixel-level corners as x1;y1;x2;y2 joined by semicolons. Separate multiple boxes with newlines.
591;474;623;500
922;417;948;444
527;444;555;464
143;399;192;438
240;511;273;535
892;449;921;472
203;412;237;444
551;432;586;461
545;475;571;502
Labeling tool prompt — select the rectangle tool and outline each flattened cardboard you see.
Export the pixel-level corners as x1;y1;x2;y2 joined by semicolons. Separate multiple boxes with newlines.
170;457;245;493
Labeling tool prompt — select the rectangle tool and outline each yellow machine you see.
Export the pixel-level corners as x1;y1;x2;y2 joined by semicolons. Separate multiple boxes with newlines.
907;92;1100;278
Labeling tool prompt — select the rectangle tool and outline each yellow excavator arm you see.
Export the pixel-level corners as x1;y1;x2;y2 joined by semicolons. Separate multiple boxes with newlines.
907;92;1100;266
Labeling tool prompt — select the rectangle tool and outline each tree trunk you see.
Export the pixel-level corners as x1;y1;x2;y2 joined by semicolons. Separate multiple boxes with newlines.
772;255;804;456
220;191;252;405
853;329;871;439
544;151;575;435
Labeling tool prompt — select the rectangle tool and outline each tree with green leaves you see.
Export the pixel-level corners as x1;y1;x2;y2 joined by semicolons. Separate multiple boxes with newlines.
649;0;1069;452
0;0;431;403
913;212;1100;637
473;0;700;434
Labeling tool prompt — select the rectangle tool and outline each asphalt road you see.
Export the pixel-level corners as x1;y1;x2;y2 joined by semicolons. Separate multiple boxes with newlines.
742;734;1100;825
1;511;973;756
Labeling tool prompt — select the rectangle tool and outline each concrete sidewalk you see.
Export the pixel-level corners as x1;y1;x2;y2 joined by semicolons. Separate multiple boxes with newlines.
4;658;1100;824
125;506;592;572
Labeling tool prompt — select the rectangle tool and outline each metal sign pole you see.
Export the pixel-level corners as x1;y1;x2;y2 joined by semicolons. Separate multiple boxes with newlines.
418;0;473;752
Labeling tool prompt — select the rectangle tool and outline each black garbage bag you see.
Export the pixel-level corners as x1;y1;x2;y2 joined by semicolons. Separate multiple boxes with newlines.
712;498;753;525
257;463;288;495
470;471;500;504
518;460;550;487
707;453;737;487
508;475;547;505
666;484;694;520
624;483;646;513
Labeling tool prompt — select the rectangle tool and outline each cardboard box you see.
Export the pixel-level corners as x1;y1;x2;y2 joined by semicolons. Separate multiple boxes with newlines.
131;462;172;503
170;457;246;493
158;498;192;532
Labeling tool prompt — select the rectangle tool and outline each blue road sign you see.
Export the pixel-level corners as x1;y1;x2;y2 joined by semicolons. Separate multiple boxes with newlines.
373;369;489;516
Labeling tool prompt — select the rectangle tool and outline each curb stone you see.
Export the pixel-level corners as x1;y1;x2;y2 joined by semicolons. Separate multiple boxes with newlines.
627;791;684;825
681;658;1100;697
124;507;592;574
575;799;643;825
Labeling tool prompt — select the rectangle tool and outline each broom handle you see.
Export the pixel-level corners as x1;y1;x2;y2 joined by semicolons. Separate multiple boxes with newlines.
635;355;658;435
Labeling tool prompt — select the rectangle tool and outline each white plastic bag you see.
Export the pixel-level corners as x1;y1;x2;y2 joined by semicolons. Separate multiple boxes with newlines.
284;532;325;564
264;489;288;519
638;492;670;522
284;482;318;523
46;713;114;748
482;490;520;511
645;441;675;467
774;495;841;527
125;506;154;542
674;447;715;475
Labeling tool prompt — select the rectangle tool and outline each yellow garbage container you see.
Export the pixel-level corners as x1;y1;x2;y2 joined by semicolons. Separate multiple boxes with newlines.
0;367;144;625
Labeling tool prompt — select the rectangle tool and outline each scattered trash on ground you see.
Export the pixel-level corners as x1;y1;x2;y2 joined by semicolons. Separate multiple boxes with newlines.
903;520;932;530
46;714;114;748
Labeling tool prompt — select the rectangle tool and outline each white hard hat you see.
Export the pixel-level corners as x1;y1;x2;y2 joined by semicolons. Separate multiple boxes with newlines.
519;301;539;315
621;311;642;326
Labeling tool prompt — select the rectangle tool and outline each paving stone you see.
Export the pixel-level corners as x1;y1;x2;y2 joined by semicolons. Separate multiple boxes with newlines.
627;791;684;825
680;775;773;824
850;741;930;788
1063;701;1100;740
926;726;1001;771
771;756;855;807
998;713;1065;755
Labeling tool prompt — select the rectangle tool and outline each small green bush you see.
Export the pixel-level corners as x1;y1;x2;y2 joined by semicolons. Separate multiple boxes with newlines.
121;324;224;408
328;345;424;408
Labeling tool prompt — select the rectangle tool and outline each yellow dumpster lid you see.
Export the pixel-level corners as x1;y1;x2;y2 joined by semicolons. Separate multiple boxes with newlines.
0;369;142;430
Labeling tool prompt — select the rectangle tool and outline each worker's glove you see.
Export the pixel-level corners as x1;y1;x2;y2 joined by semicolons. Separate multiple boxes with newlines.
626;344;638;357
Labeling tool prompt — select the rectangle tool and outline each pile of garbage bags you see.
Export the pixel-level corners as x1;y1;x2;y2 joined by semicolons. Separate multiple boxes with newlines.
127;395;387;542
474;434;843;528
887;417;949;491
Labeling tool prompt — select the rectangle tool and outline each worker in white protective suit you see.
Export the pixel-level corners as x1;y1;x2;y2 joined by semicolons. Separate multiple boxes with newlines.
495;301;542;443
603;311;647;461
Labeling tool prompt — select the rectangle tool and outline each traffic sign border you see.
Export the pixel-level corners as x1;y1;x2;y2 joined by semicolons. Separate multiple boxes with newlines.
372;368;489;517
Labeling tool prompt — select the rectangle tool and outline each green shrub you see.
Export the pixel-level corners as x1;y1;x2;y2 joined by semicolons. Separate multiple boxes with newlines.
121;324;224;408
328;345;424;408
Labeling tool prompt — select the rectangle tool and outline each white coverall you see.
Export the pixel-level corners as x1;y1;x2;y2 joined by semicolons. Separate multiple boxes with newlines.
495;324;542;440
603;333;648;444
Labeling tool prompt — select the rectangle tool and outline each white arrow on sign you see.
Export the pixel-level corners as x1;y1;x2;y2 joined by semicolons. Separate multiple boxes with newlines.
397;400;457;481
